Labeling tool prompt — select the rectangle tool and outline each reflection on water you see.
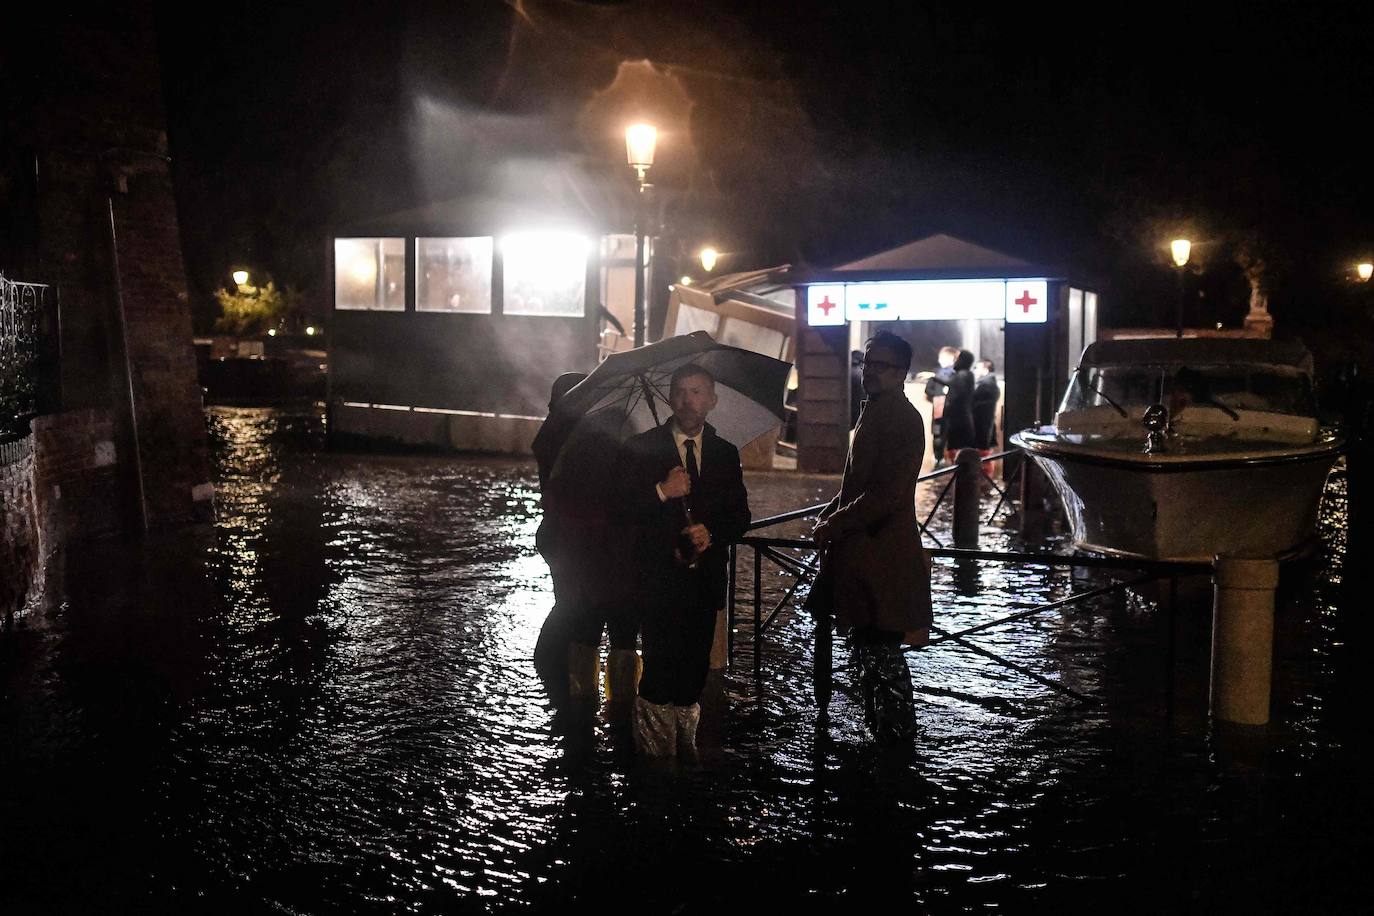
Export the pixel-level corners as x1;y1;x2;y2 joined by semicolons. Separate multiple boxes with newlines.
1;405;1371;913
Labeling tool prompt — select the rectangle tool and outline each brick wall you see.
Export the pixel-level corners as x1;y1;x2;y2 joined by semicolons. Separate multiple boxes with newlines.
0;437;41;623
795;324;851;474
32;409;125;544
3;2;214;536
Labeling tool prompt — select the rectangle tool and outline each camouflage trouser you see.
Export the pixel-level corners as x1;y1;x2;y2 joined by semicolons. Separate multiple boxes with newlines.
853;642;916;742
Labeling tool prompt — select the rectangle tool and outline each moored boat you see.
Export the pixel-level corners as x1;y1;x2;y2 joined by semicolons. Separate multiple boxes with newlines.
1011;338;1343;563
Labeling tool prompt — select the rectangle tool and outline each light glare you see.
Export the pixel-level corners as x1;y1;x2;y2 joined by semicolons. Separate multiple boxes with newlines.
1171;239;1192;268
699;247;719;272
1358;262;1373;281
232;269;249;286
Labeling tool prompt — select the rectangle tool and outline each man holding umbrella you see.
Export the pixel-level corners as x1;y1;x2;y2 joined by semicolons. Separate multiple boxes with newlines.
532;332;787;753
618;364;751;756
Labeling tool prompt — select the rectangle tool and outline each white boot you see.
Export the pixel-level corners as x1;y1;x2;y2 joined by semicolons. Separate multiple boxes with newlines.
675;702;701;757
632;696;678;756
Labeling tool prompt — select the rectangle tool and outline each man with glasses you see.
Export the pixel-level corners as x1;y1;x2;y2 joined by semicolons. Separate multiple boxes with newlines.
812;331;933;743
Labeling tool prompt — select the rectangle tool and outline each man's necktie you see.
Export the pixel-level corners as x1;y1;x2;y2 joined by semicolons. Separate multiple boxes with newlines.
684;439;700;488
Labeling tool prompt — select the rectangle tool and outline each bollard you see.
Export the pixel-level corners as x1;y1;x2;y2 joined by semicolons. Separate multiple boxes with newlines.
1018;455;1049;538
953;448;982;548
1210;555;1280;725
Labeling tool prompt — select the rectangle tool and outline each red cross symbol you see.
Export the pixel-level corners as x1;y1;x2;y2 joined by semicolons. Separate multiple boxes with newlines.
1015;289;1038;313
817;295;837;316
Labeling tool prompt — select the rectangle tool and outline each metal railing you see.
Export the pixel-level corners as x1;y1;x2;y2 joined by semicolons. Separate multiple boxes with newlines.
1;274;57;447
726;448;1207;711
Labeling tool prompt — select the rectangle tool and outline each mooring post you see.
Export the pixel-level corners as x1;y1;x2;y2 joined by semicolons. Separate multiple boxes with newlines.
953;448;982;549
1018;454;1047;538
1210;555;1280;726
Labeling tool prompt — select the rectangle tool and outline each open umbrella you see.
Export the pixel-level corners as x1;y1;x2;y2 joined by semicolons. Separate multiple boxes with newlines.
532;331;792;484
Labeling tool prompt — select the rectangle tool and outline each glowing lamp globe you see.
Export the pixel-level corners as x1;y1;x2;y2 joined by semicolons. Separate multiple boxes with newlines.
625;124;657;179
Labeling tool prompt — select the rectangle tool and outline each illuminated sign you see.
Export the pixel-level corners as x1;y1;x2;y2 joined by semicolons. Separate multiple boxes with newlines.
806;284;846;326
1004;280;1048;323
803;278;1052;325
847;280;1005;322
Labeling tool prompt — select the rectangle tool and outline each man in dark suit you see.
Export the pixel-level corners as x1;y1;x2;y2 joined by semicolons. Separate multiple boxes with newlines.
618;364;751;756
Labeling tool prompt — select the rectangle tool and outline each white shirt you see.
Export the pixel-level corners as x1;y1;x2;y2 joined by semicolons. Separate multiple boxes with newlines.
670;423;705;473
655;421;704;502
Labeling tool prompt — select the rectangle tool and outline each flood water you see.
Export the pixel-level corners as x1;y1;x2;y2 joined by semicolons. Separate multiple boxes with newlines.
2;405;1371;914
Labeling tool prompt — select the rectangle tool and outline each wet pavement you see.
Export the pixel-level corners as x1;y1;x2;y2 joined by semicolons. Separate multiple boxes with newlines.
2;405;1372;914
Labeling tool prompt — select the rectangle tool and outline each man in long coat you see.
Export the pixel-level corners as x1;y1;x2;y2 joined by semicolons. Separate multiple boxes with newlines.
618;364;751;755
813;330;933;742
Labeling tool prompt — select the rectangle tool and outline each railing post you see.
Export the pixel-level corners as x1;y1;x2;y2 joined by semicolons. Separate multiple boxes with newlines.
753;545;762;679
726;542;737;669
1019;453;1049;538
953;448;982;549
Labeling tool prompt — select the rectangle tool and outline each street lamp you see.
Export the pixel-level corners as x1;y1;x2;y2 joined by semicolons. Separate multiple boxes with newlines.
1171;239;1191;337
699;246;719;273
1358;262;1373;282
625;123;657;347
232;269;250;287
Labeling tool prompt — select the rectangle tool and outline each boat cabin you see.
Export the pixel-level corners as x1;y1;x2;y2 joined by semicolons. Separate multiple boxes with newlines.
1057;338;1320;443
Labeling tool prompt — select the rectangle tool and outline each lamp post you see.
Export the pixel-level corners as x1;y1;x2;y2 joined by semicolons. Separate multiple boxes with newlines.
232;268;250;288
1358;262;1373;282
699;246;719;273
1171;239;1192;338
625;123;657;347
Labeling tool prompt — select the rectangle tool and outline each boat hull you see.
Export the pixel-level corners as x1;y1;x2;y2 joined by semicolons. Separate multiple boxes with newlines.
1015;437;1340;563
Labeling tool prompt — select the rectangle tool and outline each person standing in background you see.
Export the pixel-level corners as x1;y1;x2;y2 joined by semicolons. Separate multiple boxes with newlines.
941;349;977;465
923;346;960;461
972;359;1000;455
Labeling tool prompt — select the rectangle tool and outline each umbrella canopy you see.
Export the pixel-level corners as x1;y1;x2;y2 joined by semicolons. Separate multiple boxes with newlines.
533;331;792;483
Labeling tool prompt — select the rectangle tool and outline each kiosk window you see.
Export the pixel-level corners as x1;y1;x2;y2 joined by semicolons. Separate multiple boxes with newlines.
720;320;787;360
501;232;587;317
335;238;405;311
417;237;492;313
675;303;719;336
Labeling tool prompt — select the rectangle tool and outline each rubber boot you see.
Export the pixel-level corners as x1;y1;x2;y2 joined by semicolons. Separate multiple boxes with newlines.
631;696;677;756
603;649;642;725
567;643;601;703
675;703;702;758
859;644;916;743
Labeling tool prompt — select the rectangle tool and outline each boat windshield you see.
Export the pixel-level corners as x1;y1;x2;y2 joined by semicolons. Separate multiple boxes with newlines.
1062;364;1316;417
1061;366;1164;413
1171;365;1315;416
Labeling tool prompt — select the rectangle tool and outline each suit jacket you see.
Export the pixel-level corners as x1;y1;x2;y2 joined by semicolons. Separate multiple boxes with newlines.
618;421;751;610
817;388;933;634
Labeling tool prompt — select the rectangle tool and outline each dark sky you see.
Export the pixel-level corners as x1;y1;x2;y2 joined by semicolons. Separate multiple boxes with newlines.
155;0;1374;337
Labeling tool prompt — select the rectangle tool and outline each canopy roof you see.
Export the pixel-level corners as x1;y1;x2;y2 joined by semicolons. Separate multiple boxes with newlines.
834;234;1033;272
1079;338;1313;372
